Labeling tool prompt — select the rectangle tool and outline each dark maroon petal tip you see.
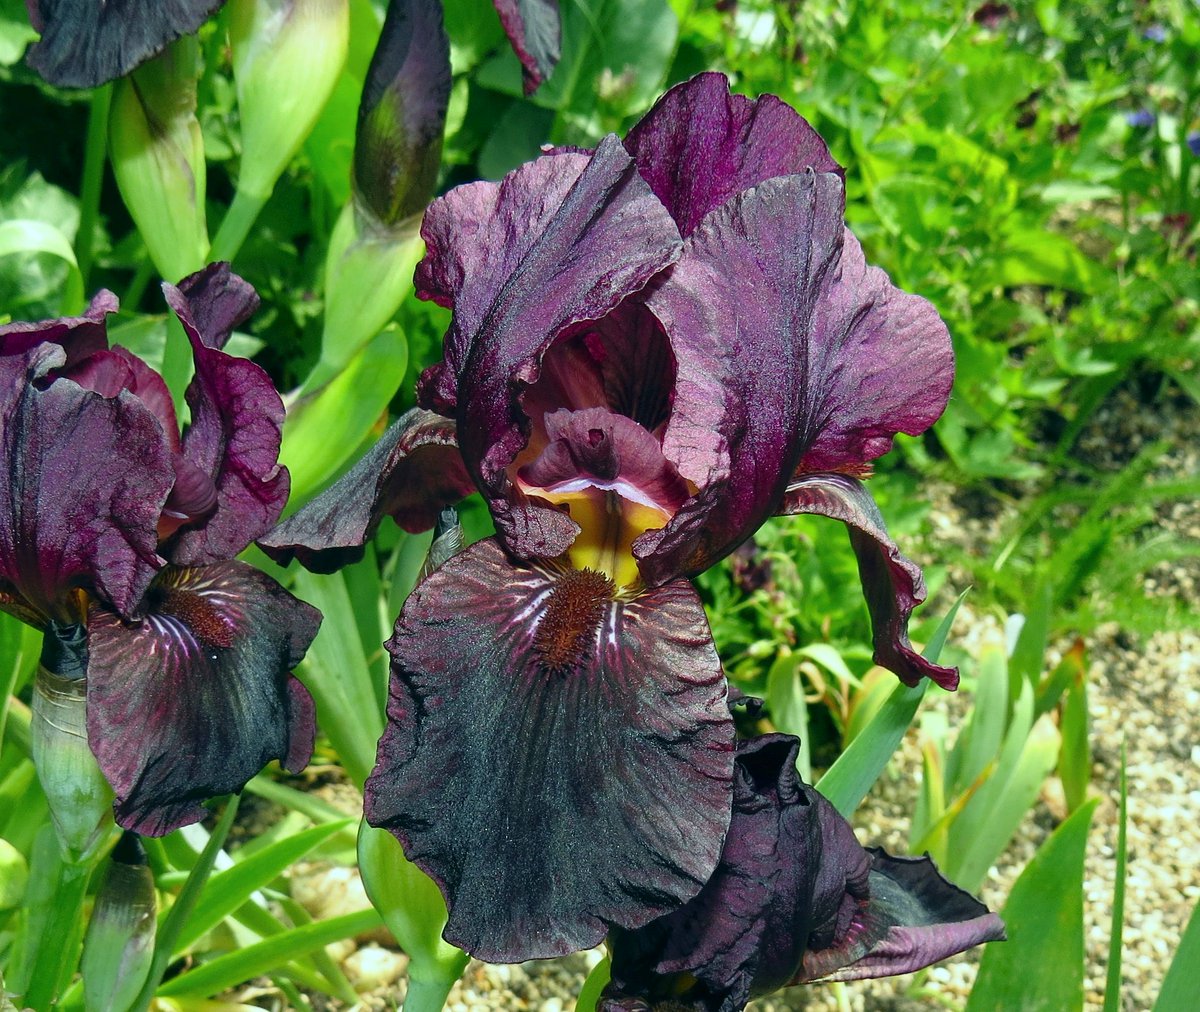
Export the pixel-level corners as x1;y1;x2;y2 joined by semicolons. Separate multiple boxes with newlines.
0;288;116;364
779;473;958;690
364;538;734;962
624;71;843;237
162;266;289;564
85;560;320;837
0;344;174;621
258;407;476;573
25;0;226;88
491;0;561;94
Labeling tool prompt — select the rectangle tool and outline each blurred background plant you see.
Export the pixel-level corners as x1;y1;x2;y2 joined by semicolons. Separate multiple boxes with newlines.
1;0;1197;1008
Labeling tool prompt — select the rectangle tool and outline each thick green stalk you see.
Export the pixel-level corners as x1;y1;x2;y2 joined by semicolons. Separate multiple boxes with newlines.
20;846;95;1009
404;974;460;1012
75;85;113;301
207;188;268;265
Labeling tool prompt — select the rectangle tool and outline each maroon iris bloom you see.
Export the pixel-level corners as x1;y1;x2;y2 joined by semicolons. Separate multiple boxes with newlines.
262;72;955;960
599;735;1005;1012
0;264;319;836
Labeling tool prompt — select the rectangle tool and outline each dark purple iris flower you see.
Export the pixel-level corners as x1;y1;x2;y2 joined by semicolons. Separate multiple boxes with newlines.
0;264;319;836
599;735;1005;1012
261;72;956;961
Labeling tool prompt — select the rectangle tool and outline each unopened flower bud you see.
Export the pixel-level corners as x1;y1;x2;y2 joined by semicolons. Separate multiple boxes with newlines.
420;506;464;581
81;833;156;1012
228;0;350;201
31;623;114;863
109;36;209;282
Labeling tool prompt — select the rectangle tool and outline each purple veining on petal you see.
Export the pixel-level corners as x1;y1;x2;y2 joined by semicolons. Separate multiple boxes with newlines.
85;559;320;836
779;473;958;689
795;229;954;475
0;289;116;365
636;170;846;585
365;538;734;962
623;71;843;237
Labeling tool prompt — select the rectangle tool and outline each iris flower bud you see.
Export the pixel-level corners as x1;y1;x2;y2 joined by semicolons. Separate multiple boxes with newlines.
30;623;114;863
108;36;209;283
81;833;156;1012
228;0;350;202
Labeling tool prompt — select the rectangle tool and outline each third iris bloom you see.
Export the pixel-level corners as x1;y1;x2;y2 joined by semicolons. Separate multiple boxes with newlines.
262;72;1001;972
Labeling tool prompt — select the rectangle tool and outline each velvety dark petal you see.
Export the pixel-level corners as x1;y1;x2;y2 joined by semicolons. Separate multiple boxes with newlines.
491;0;561;94
258;407;475;573
58;345;181;451
0;288;116;364
85;559;320;836
414;136;682;559
604;735;820;1012
0;345;174;621
636;171;845;585
778;473;958;690
795;229;954;474
365;538;734;962
796;850;1006;983
623;72;842;237
355;0;450;225
162;269;288;563
24;0;225;88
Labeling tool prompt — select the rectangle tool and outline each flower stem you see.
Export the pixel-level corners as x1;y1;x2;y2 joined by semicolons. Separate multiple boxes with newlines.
19;833;96;1010
74;84;113;303
404;973;460;1012
208;187;268;265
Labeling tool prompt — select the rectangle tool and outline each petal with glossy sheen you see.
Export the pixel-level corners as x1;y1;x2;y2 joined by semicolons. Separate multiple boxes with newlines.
623;72;842;237
491;0;561;94
0;288;116;363
163;267;289;563
778;473;958;689
0;344;173;621
25;0;225;88
414;137;682;558
258;407;476;573
637;171;845;585
365;538;734;962
796;229;954;474
57;345;181;452
85;559;320;836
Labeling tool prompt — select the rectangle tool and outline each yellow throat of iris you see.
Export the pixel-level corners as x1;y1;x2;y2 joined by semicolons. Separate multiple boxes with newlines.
535;485;670;590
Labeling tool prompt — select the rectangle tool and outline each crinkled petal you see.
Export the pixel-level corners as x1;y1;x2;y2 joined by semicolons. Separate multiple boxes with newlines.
365;538;734;962
623;72;842;237
24;0;225;88
636;171;845;585
778;473;958;689
604;735;820;1012
258;407;475;573
57;345;181;451
0;344;173;621
85;559;320;836
413;136;682;559
0;288;116;363
796;849;1006;983
796;229;954;474
163;266;289;563
491;0;561;94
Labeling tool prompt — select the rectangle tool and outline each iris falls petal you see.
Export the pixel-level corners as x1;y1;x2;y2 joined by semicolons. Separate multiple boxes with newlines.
365;538;735;962
85;559;320;836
